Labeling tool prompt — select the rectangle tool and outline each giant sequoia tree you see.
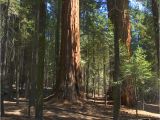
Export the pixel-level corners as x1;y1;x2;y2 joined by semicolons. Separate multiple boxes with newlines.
56;0;81;101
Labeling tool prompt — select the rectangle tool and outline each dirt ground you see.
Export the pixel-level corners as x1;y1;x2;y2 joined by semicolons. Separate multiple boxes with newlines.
1;99;160;120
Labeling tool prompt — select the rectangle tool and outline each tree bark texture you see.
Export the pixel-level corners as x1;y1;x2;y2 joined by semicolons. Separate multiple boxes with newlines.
55;0;61;90
35;0;46;119
107;0;135;108
151;0;160;109
56;0;80;101
152;0;159;78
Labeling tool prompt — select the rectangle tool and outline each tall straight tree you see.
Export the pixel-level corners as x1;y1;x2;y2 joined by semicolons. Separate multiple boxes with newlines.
107;0;121;119
1;0;10;116
151;0;160;108
152;0;159;80
107;0;132;119
28;0;38;116
108;0;135;108
56;0;80;101
55;0;61;90
119;0;135;107
35;0;46;119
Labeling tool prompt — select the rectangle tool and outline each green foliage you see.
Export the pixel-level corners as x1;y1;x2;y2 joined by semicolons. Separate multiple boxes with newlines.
132;47;152;83
129;3;158;102
121;47;152;83
131;7;155;63
121;46;153;99
0;0;20;15
1;0;158;104
80;1;114;92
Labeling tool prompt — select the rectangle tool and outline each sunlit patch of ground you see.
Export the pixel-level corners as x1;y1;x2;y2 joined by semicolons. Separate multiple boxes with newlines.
5;110;22;116
121;107;160;119
1;100;160;120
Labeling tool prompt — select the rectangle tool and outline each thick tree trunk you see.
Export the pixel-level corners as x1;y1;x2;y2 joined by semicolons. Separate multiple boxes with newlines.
56;0;80;101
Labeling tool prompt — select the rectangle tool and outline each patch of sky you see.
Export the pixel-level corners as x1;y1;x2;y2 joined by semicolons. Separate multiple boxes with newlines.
96;0;149;17
47;2;52;13
96;0;107;13
97;0;150;14
129;0;151;14
129;0;144;10
99;4;107;13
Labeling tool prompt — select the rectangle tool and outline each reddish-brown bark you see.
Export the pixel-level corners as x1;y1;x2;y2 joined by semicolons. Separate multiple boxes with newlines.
108;0;131;53
56;0;81;101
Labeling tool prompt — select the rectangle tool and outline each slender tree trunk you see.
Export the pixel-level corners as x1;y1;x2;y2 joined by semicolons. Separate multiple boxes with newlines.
107;0;122;119
55;0;61;90
86;59;89;98
113;21;121;120
103;59;107;106
86;36;90;98
158;2;160;113
107;0;135;108
152;0;159;77
98;64;100;96
135;76;138;120
28;2;39;116
16;48;20;105
35;0;46;119
152;0;159;106
92;42;96;99
107;45;114;100
0;95;4;117
1;2;10;114
83;67;86;94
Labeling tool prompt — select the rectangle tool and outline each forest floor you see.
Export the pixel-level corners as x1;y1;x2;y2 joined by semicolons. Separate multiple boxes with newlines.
1;97;160;120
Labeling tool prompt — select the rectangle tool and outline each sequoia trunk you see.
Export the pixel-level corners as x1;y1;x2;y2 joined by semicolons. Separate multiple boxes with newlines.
56;0;80;101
